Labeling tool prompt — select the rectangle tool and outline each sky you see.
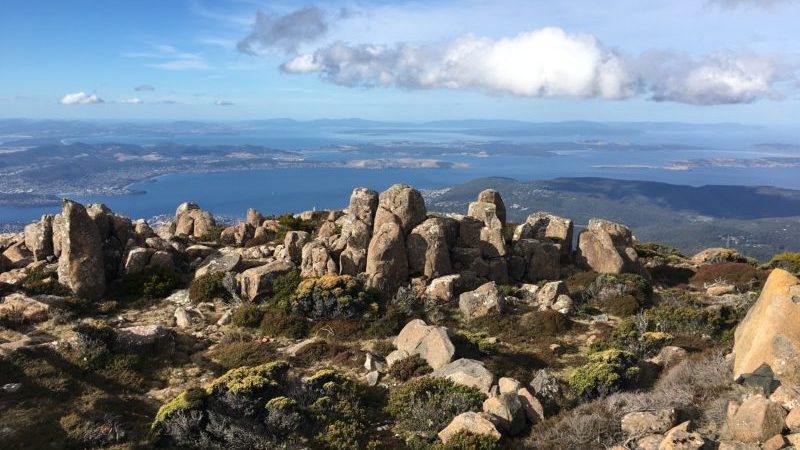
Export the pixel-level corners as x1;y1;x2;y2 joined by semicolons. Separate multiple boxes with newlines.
1;0;799;123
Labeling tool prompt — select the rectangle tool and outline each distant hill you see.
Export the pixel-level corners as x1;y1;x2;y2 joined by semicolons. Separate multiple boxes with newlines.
426;177;800;261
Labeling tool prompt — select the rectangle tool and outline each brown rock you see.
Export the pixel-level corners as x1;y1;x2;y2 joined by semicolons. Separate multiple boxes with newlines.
459;281;504;320
437;412;501;444
366;217;408;295
658;422;704;450
577;218;645;275
24;215;54;261
517;386;545;423
373;184;427;236
416;326;456;370
727;395;787;443
785;406;800;433
762;434;789;450
300;240;336;277
483;393;525;435
284;231;310;265
430;358;494;393
57;199;105;300
770;384;800;411
406;218;453;278
621;408;676;436
239;260;296;302
0;293;49;323
514;212;574;260
733;269;800;383
426;274;462;303
246;208;264;228
477;189;507;224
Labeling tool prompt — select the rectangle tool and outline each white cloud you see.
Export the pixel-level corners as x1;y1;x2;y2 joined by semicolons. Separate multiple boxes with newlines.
124;45;210;71
238;6;350;55
60;92;104;105
282;28;636;100
120;97;144;104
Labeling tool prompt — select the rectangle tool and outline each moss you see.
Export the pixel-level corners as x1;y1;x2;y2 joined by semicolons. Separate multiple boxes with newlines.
430;431;501;450
188;272;230;303
567;349;639;397
634;242;686;261
231;304;265;328
208;360;289;395
388;354;432;381
386;377;486;442
592;319;674;358
762;252;800;274
152;388;207;429
265;396;297;410
372;339;395;358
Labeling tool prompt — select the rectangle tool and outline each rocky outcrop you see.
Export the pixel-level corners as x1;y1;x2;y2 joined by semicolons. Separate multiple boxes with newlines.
366;216;408;294
727;395;787;443
510;239;560;282
459;281;504;320
438;412;501;444
406;217;453;278
577;218;645;275
734;269;800;384
393;319;455;369
337;188;379;275
239;260;296;302
284;231;310;265
514;212;573;260
431;358;494;393
300;240;336;277
57;199;106;300
483;393;525;435
173;203;216;238
373;184;427;236
24;215;54;261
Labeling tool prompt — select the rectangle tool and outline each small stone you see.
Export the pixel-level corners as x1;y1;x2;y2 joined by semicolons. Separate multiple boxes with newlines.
366;371;380;387
498;377;523;394
174;307;191;328
364;353;388;372
2;383;22;393
762;434;789;450
216;310;232;326
621;408;676;436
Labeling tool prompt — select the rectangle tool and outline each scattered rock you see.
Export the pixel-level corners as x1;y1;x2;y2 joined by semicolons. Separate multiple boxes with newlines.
366;370;380;386
483;393;525;435
0;293;50;323
498;377;523;394
437;412;501;444
238;260;295;302
366;217;408;295
430;358;494;393
577;218;645;276
658;422;704;450
426;274;462;303
459;281;504;320
727;395;787;443
517;386;545;423
621;408;676;436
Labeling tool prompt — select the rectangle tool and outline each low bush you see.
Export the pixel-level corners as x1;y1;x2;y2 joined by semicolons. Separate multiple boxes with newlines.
586;273;652;316
690;262;768;291
430;431;501;450
196;224;226;243
268;270;302;308
565;271;599;299
23;265;72;297
293;275;378;321
386;377;486;443
634;242;686;262
388;354;432;381
205;340;276;370
762;252;800;274
521;310;571;336
592;318;674;358
260;308;308;339
188;272;230;303
121;266;182;299
567;349;640;398
231;304;265;328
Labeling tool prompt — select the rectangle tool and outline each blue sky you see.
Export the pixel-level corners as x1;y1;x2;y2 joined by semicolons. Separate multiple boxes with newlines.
1;0;799;123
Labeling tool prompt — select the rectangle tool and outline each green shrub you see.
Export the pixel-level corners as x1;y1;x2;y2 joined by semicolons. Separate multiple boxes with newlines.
520;310;570;336
388;354;432;381
294;275;378;321
122;266;182;299
372;339;395;358
231;304;265;328
565;271;599;299
763;252;800;274
269;270;302;308
387;377;486;442
72;320;117;369
260;308;308;338
567;349;639;398
188;272;230;303
430;431;501;450
205;340;275;370
196;224;226;242
23;265;72;297
592;319;673;358
634;242;686;261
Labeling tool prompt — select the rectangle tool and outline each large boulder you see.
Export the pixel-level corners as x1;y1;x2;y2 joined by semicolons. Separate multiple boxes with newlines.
173;203;216;238
734;269;800;383
366;217;408;295
727;395;787;443
348;187;379;227
393;319;455;370
438;412;501;444
24;215;54;261
373;184;427;236
577;219;644;275
406;218;453;278
483;393;526;435
477;189;507;224
284;231;310;265
459;281;504;320
239;260;296;302
511;239;560;282
514;212;573;260
57;199;106;300
430;358;494;393
337;188;379;275
300;241;337;277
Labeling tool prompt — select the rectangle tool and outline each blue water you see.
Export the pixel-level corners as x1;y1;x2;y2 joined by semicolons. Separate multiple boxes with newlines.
2;125;800;224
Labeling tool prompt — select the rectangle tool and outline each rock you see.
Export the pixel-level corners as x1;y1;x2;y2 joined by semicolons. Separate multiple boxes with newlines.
511;239;560;282
530;369;565;416
366;217;408;295
0;293;49;323
498;377;523;394
733;269;800;384
216;310;232;326
281;338;323;357
174;307;192;328
148;251;174;271
536;281;567;308
185;245;216;260
373;184;427;236
762;434;789;450
173;203;215;238
707;283;736;296
364;353;387;372
394;319;433;354
727;395;787;443
116;325;173;351
770;384;800;411
337;188;379;275
459;281;504;320
300;240;336;277
787;433;800;447
517;387;545;423
284;231;310;265
426;274;462;303
239;260;296;302
366;370;380;386
3;242;33;269
552;294;573;314
736;363;780;396
246;208;263;228
195;253;242;279
514;212;574;260
649;346;688;369
483;393;525;435
658;422;704;450
786;406;800;433
691;247;749;265
24;215;54;261
637;434;665;450
57;199;106;300
416;326;456;370
621;409;676;436
577;218;645;275
385;349;409;368
406;218;453;278
717;442;759;450
348;187;379;226
438;412;501;444
430;358;494;393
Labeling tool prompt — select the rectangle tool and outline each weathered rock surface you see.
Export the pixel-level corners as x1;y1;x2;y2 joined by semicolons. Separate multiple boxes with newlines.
425;274;462;303
393;319;455;369
483;393;525;435
300;240;336;277
459;281;504;320
577;218;644;275
406;218;453;278
373;184;427;236
430;358;494;393
173;203;215;238
514;212;573;260
727;395;787;443
366;217;408;294
239;260;296;302
621;409;677;436
0;293;50;323
284;231;310;265
733;269;800;383
438;412;501;443
24;215;54;261
57;199;106;300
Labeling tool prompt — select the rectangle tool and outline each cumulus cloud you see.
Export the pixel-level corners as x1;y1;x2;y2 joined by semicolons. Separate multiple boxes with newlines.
282;28;636;99
639;52;785;105
238;6;349;54
214;100;234;106
134;84;155;92
120;97;144;104
60;92;104;105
